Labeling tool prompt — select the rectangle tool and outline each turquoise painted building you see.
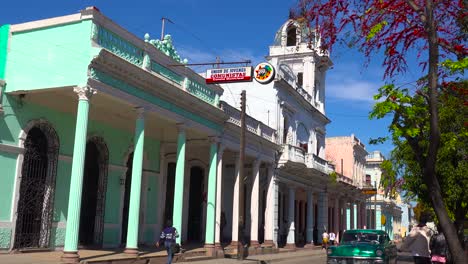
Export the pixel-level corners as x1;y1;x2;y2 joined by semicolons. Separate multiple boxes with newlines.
0;7;281;261
0;7;372;262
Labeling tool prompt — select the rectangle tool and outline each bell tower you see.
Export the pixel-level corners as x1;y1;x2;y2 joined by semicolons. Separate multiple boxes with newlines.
267;19;332;113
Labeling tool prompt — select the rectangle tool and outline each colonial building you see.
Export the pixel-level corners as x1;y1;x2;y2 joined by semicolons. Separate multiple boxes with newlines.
365;151;404;240
0;7;278;262
325;134;370;233
219;20;367;248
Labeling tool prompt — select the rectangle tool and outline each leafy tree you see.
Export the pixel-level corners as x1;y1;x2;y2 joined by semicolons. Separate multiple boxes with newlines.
292;0;467;261
374;74;468;247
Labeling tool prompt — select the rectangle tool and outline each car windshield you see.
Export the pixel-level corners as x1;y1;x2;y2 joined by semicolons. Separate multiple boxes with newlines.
341;232;383;244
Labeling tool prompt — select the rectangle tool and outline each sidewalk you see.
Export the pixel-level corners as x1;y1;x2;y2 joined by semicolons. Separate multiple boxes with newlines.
0;246;325;264
177;248;325;264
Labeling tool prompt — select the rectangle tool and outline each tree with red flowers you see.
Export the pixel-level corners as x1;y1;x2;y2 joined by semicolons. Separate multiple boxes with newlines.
291;0;467;262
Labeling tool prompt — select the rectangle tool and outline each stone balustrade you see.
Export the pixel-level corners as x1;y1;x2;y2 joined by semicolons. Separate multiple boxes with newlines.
91;23;220;106
219;101;276;143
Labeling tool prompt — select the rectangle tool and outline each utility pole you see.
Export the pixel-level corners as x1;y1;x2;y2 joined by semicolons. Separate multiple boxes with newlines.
238;90;246;260
374;181;377;229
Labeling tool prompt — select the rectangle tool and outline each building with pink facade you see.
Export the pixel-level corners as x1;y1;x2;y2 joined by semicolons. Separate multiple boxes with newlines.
326;134;368;187
326;134;369;230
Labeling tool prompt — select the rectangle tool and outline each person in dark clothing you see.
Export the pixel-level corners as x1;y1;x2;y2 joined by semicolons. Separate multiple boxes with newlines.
156;220;179;264
430;224;450;264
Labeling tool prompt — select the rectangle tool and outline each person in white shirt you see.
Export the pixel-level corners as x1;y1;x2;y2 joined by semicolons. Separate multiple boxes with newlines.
329;231;336;245
322;230;329;249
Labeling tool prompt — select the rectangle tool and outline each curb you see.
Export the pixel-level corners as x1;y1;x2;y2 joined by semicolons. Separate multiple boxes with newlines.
245;250;325;264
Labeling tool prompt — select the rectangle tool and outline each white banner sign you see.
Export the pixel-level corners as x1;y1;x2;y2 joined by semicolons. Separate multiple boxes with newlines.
205;67;252;84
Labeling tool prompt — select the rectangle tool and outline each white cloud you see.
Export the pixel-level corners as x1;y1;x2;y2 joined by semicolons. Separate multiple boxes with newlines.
327;79;381;102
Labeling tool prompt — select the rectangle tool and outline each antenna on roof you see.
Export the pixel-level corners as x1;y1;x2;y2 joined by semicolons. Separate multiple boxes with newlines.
161;17;174;40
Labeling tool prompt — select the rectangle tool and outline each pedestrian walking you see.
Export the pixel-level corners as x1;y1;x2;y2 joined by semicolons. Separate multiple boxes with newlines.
322;229;329;250
430;224;450;264
156;219;179;264
399;215;431;264
329;231;336;245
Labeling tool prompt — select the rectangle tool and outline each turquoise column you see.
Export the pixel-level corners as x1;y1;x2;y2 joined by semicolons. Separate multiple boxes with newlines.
62;86;96;264
346;206;351;230
204;137;218;249
172;124;186;244
125;108;145;255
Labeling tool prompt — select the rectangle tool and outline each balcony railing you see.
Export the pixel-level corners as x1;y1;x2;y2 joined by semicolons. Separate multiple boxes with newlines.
281;144;306;164
220;102;276;143
337;174;353;185
92;23;220;106
305;153;334;174
277;68;313;103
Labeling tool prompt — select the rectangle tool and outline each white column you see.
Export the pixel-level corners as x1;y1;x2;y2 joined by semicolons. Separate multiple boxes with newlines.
214;146;225;248
306;190;314;246
250;159;260;247
230;154;240;246
263;164;275;247
334;198;339;234
286;187;296;248
317;191;328;243
272;176;279;247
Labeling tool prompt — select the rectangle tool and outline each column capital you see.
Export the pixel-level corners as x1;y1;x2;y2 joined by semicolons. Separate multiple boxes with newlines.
302;56;314;63
208;136;220;144
218;144;226;155
74;86;96;101
135;107;146;119
176;123;186;132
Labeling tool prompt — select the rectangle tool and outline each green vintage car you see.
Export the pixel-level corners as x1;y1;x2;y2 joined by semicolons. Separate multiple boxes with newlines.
327;229;397;264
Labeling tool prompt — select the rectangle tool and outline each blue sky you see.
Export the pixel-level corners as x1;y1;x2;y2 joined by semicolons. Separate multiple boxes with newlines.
0;0;424;157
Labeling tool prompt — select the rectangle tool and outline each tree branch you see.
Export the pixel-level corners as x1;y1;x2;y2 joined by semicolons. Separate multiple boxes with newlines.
407;0;427;24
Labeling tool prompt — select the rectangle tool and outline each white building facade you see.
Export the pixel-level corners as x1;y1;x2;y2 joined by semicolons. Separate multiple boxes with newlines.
220;19;368;248
365;151;404;240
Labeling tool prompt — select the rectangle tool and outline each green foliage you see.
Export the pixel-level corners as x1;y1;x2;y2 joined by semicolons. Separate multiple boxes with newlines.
329;171;338;184
370;60;468;222
441;58;468;74
366;20;388;41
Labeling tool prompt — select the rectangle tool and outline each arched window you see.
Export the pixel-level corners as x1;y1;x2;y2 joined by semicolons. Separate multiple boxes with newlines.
287;26;297;46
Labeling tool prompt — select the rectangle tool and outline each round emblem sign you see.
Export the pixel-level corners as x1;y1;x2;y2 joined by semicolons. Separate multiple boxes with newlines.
254;62;275;84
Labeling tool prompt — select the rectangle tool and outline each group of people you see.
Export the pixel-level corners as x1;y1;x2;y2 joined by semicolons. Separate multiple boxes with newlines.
321;230;337;249
399;215;450;264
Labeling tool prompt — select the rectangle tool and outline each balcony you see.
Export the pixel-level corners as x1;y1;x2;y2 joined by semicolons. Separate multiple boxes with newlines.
220;102;276;143
305;153;334;174
281;144;306;164
277;68;313;103
91;19;221;106
337;174;353;185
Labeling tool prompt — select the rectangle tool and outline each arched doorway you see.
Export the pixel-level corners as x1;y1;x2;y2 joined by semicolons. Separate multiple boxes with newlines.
121;152;133;246
187;166;204;242
14;123;59;249
79;137;108;247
